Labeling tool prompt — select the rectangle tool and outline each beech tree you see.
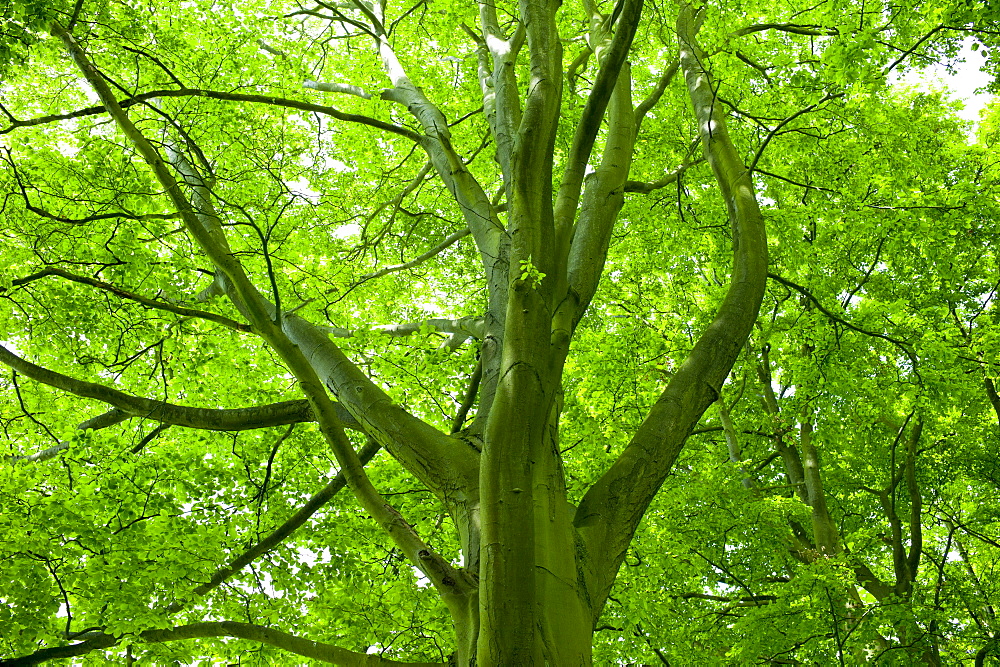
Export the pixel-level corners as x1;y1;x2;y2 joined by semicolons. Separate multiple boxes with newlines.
2;0;999;664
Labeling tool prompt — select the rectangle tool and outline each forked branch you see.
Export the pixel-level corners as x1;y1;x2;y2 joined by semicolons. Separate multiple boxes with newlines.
53;20;472;602
574;2;768;620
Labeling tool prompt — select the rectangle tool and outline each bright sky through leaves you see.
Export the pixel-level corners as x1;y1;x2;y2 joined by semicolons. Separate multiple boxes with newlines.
900;38;995;129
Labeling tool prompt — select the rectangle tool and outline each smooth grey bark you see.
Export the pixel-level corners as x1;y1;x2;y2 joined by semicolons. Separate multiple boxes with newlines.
15;2;769;664
472;0;647;661
0;343;354;432
575;1;769;621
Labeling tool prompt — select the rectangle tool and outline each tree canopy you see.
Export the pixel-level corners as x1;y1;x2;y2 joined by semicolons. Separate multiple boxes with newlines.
2;0;1000;664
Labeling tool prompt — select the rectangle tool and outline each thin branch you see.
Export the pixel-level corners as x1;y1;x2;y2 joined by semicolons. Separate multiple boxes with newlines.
883;25;944;76
130;423;170;455
9;268;252;332
2;89;421;142
2;147;181;223
735;50;773;84
767;273;919;371
842;236;885;308
754;168;839;193
749;93;841;173
118;44;186;88
166;438;381;613
66;0;85;30
864;203;964;211
10;372;59;443
943;515;1000;550
335;227;471;301
672;591;778;604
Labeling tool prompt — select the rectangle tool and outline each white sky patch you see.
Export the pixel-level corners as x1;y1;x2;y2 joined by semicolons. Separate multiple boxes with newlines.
775;381;795;398
297;546;332;566
897;38;994;135
286;177;321;202
77;81;100;105
333;222;361;239
0;340;25;355
839;290;860;308
411;565;431;588
325;157;349;172
55;140;79;158
418;301;445;315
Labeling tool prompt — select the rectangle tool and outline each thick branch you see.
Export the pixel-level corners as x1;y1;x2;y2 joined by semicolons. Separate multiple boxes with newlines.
984;377;1000;426
366;12;507;442
319;318;484;352
800;402;839;553
729;23;839;38
565;62;637;325
718;397;756;490
370;22;508;436
0;343;354;431
303;80;373;98
372;20;504;269
154;114;234;303
282;314;479;494
756;346;807;503
903;419;924;594
553;0;644;253
475;2;524;185
575;2;768;621
0;621;443;666
53;22;474;602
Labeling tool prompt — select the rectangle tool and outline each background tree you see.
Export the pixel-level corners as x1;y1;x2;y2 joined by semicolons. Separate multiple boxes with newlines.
1;0;998;664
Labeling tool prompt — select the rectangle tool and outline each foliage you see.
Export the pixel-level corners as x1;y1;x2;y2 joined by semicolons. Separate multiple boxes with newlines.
1;0;1000;664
